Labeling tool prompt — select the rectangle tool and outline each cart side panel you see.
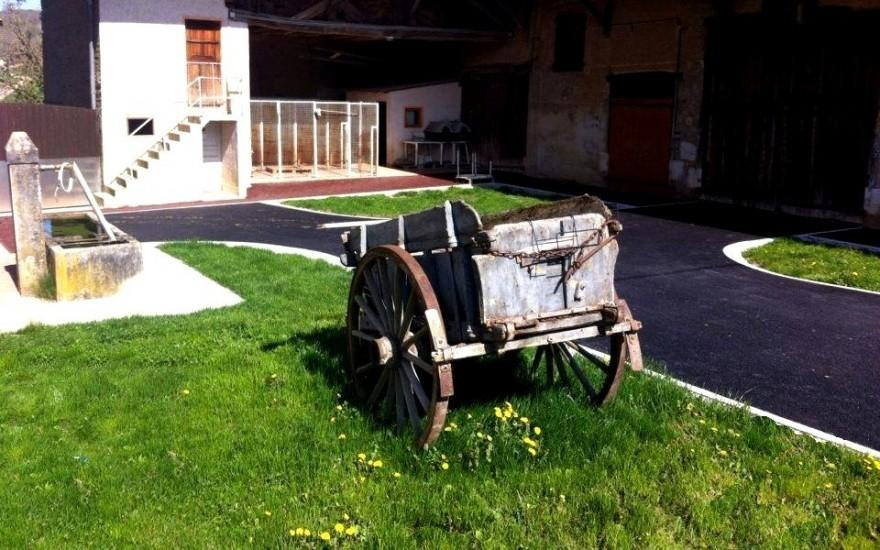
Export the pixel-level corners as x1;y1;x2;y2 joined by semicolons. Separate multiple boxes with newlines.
472;213;618;324
341;201;482;265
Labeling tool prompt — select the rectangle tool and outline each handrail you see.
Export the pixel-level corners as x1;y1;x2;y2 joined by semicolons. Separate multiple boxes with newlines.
42;161;118;241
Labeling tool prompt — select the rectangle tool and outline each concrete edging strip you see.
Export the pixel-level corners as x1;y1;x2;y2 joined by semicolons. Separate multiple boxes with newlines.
575;344;880;459
722;238;880;297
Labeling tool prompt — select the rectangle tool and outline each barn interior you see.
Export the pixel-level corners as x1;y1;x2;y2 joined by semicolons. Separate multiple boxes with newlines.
228;0;532;177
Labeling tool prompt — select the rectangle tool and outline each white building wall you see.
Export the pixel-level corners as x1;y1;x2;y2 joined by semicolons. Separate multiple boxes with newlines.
98;0;251;201
348;82;462;165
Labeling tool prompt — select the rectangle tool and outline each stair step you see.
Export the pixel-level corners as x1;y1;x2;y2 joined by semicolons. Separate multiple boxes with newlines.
105;181;125;197
186;115;202;124
177;124;191;133
136;158;150;169
147;149;160;159
94;191;113;208
113;175;132;188
168;132;181;142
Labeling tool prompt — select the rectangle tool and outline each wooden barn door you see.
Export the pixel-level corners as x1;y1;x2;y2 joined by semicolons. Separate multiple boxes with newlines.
461;66;530;166
185;20;222;106
607;73;675;187
701;8;880;213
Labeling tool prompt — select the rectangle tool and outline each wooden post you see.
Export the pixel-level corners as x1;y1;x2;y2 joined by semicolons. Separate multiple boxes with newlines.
6;132;48;296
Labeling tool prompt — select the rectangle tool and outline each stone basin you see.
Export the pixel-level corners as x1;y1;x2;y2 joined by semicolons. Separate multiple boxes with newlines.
44;214;143;301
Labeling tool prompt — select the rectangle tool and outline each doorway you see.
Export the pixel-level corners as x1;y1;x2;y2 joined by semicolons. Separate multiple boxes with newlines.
186;19;223;106
607;73;675;187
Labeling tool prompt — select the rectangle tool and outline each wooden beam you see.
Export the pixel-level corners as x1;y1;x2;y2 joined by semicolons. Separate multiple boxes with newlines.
292;0;328;20
229;9;512;42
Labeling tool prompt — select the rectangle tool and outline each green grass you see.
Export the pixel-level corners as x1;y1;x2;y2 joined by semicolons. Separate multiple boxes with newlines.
744;238;880;292
1;243;879;547
287;185;549;218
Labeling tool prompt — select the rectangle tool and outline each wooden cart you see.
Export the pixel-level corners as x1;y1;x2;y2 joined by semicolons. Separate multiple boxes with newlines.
340;195;643;447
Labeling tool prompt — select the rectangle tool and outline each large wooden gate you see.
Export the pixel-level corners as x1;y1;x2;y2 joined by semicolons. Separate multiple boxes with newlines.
701;8;880;213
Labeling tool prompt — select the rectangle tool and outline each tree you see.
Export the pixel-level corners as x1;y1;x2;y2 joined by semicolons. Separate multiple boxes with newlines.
0;0;43;103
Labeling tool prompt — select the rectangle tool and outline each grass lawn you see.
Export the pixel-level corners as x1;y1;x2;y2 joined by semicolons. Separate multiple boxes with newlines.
2;244;879;547
744;238;880;292
286;185;550;218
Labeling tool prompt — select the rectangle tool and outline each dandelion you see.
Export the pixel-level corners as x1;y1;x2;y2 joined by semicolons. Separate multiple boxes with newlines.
345;525;359;536
520;417;529;424
466;413;473;420
823;482;833;489
293;528;305;536
338;433;347;440
393;472;401;478
182;389;190;396
334;523;345;533
685;402;694;411
718;449;728;457
304;529;311;537
320;531;331;541
336;405;343;411
522;437;538;448
373;460;384;468
330;417;336;423
264;510;272;517
342;513;350;521
476;431;484;439
503;410;513;419
367;460;374;467
533;426;542;435
486;435;493;442
559;494;566;503
527;447;537;457
358;453;367;461
494;408;503;419
441;462;449;470
450;422;458;429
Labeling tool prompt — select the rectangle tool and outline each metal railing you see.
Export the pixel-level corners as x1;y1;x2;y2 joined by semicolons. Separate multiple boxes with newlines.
186;62;227;109
250;100;380;178
42;161;118;241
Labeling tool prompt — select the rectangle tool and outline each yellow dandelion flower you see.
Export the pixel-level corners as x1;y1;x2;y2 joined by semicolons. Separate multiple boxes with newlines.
522;437;538;448
373;460;384;468
330;417;336;423
182;389;190;395
823;482;833;489
338;433;347;440
345;525;359;536
494;409;503;419
367;460;374;467
320;531;331;541
264;510;272;517
393;471;401;478
533;426;542;435
336;405;343;411
444;427;452;432
486;435;493;442
718;449;728;457
289;529;296;536
441;462;449;470
520;417;529;424
503;410;513;419
710;427;719;432
342;513;350;521
303;529;311;537
359;476;366;482
357;453;366;461
527;447;537;457
467;413;473;419
334;523;345;533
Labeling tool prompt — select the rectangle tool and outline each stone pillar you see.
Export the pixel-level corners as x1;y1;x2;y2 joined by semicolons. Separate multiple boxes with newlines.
864;109;880;229
6;132;47;296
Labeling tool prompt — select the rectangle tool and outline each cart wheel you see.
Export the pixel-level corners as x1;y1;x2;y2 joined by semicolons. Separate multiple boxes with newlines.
347;245;452;447
529;336;626;406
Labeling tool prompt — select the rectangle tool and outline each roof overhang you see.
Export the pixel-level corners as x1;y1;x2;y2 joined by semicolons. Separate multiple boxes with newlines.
230;9;512;43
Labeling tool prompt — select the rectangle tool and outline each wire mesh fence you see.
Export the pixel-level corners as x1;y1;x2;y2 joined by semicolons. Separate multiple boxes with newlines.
251;100;380;178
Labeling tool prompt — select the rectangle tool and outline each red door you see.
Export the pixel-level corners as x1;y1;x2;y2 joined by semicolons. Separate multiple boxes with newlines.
608;97;673;185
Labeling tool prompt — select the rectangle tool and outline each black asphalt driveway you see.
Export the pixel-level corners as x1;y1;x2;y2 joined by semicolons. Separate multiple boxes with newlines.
109;200;880;449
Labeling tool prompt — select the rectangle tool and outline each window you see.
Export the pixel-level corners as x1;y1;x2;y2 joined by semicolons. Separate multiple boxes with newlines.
404;107;422;128
127;118;154;136
553;13;587;72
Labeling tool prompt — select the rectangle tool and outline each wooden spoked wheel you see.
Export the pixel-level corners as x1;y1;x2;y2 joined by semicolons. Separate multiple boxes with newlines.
530;335;627;406
347;245;452;447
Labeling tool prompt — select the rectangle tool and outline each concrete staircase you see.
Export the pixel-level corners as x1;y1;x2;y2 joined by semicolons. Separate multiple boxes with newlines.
95;115;204;208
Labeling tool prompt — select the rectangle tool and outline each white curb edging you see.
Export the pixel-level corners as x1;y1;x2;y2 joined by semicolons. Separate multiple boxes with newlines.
722;238;880;297
576;343;880;459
